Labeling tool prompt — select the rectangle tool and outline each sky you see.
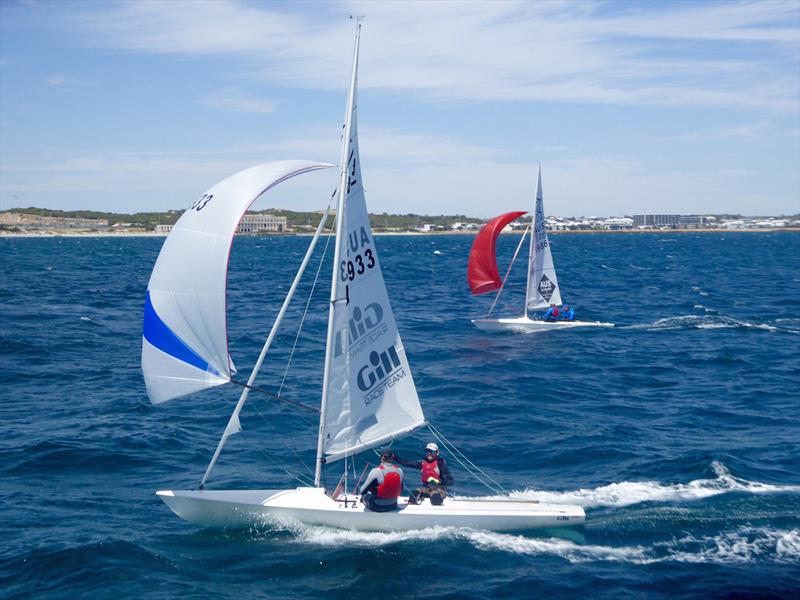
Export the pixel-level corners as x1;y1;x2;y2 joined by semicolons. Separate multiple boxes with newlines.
1;0;798;218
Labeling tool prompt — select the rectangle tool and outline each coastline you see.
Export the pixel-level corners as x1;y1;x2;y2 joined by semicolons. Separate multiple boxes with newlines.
2;227;799;239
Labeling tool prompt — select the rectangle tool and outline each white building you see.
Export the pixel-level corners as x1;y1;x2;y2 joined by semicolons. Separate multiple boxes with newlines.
237;214;287;233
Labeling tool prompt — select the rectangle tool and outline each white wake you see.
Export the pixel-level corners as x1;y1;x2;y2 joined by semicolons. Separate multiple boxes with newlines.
475;461;800;509
289;524;799;565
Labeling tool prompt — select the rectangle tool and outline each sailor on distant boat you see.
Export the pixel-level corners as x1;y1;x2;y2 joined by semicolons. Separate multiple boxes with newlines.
359;448;404;512
397;443;454;506
543;303;560;322
560;305;575;321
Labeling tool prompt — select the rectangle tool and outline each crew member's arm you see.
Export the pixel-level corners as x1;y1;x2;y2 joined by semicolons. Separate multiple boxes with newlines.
359;467;382;495
394;455;422;470
439;458;454;487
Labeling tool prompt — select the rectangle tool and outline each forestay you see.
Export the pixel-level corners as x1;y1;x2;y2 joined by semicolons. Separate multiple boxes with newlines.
321;29;425;464
526;168;562;312
142;160;332;404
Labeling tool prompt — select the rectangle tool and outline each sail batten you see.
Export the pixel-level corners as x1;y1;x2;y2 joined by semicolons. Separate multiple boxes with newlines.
142;160;333;405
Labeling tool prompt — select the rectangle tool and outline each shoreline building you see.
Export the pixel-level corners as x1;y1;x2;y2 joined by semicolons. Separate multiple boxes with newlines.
633;214;711;229
237;214;287;234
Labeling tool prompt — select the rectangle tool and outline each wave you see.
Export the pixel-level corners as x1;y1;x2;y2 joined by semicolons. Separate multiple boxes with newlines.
623;315;783;333
288;524;799;565
693;304;717;314
467;462;800;509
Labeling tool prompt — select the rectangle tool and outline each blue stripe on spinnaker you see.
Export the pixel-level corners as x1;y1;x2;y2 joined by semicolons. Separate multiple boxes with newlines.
143;291;219;376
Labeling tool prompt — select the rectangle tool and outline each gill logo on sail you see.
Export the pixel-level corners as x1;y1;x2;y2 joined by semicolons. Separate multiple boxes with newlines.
357;344;406;406
334;302;387;358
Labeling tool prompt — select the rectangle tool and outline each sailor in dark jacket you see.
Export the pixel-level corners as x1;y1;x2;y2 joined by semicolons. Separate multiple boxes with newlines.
395;442;454;506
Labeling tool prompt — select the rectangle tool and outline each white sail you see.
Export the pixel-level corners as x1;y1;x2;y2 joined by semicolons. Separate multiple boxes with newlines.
142;160;332;404
525;167;562;312
320;27;425;465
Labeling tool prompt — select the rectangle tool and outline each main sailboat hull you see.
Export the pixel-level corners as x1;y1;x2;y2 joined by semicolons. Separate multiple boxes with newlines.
472;316;614;333
157;487;585;533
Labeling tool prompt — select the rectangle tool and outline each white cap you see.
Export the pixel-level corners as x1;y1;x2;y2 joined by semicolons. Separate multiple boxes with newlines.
425;442;439;453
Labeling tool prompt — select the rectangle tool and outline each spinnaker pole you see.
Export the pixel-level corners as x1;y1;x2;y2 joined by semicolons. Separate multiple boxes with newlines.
315;23;362;487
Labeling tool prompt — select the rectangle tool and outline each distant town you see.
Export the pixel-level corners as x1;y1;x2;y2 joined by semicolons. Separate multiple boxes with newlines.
1;207;798;235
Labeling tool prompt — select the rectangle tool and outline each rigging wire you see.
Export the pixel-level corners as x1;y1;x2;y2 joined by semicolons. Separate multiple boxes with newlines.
253;445;316;487
245;201;335;477
488;224;530;318
228;378;319;414
275;216;335;401
246;399;315;475
427;422;508;495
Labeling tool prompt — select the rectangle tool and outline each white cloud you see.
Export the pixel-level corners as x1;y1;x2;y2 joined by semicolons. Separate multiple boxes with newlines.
44;75;67;86
60;0;799;112
198;87;277;114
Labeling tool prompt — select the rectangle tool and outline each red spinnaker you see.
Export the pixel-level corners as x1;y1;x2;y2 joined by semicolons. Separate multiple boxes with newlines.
467;211;527;295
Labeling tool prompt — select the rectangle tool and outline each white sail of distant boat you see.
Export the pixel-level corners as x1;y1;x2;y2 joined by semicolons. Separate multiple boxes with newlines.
468;166;613;332
147;23;585;532
525;169;562;312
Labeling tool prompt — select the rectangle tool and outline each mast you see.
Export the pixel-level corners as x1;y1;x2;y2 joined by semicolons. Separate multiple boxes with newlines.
315;22;362;487
523;163;541;318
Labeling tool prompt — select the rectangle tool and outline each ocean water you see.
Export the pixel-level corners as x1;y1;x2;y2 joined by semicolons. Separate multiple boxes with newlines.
1;231;798;599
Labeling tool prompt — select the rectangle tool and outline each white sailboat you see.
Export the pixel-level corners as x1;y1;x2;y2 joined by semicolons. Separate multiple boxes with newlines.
145;25;585;533
469;168;613;332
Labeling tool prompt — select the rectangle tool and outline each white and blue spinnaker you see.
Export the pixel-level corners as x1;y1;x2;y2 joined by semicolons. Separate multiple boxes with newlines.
142;160;333;405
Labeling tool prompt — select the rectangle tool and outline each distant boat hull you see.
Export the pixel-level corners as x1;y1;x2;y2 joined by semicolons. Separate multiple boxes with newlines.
157;487;585;533
472;316;614;332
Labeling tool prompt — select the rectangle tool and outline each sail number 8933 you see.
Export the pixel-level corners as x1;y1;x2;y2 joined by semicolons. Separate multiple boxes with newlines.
340;249;376;281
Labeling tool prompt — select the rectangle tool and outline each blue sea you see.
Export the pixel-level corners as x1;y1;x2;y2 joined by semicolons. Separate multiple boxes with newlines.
1;232;799;599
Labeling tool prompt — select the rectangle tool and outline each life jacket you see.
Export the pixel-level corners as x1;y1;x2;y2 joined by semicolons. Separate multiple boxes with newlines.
552;307;560;318
421;459;441;485
376;464;402;499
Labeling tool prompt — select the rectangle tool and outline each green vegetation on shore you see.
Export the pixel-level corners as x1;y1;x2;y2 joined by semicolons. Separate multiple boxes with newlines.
0;207;484;232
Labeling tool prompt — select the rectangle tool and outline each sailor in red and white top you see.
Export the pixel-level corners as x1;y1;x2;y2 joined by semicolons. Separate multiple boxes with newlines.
396;443;454;506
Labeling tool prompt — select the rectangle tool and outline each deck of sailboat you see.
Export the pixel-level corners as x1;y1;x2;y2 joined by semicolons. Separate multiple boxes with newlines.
472;316;614;332
157;487;585;532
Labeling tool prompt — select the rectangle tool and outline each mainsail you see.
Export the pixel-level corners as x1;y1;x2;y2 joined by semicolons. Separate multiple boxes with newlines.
142;160;332;404
319;25;425;467
467;211;527;295
525;168;562;312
